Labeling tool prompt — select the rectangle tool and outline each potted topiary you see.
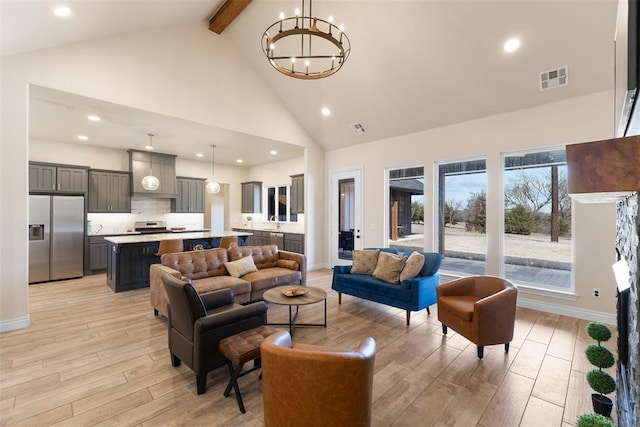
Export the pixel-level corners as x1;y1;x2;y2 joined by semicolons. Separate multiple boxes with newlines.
584;321;616;417
576;413;616;427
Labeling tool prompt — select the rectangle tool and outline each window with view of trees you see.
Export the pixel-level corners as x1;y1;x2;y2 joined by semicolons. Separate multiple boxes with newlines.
266;185;298;223
503;149;571;289
388;167;424;253
438;160;487;275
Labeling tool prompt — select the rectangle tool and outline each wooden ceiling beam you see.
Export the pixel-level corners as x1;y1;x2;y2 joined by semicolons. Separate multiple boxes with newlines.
208;0;252;34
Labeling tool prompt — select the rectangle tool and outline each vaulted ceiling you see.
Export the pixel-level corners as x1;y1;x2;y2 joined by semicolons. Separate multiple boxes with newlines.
0;0;618;164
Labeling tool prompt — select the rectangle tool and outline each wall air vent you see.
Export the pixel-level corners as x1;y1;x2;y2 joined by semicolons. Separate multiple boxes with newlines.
540;66;568;91
351;123;366;135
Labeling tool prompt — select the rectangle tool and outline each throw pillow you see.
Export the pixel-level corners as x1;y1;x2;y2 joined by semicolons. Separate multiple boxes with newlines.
350;249;380;275
400;251;426;281
373;251;407;284
224;255;258;278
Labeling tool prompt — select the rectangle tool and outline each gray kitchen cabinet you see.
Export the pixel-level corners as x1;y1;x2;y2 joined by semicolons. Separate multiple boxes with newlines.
171;177;205;213
241;181;262;213
252;230;271;246
128;150;178;197
88;170;131;213
284;233;304;254
87;236;109;273
29;163;56;192
29;162;88;193
290;174;304;214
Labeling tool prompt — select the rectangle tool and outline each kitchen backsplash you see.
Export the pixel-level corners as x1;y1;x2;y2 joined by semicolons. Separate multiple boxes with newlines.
238;213;305;234
87;197;204;235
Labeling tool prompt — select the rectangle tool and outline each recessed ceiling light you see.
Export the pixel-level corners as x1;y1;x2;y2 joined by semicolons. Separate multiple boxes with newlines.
87;115;101;122
196;153;204;158
236;159;244;163
77;135;88;141
503;38;521;53
145;145;154;150
321;107;331;116
54;6;71;17
270;150;278;156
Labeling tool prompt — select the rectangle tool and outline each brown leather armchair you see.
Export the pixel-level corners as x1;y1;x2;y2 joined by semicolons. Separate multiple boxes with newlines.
436;275;517;359
260;331;376;427
161;273;268;394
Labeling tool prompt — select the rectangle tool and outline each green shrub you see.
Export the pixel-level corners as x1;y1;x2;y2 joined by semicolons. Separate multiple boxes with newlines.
586;369;616;395
576;413;616;427
505;204;535;235
585;344;615;369
586;322;612;343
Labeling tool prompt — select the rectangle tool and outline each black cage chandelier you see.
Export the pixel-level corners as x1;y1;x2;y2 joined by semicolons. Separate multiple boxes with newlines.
262;0;351;79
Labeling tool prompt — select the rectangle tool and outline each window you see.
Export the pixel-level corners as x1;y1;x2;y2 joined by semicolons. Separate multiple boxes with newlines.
437;159;487;275
266;185;298;223
502;148;571;289
388;167;424;253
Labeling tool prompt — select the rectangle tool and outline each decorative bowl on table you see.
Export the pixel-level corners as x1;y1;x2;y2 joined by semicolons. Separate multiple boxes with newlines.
281;286;306;297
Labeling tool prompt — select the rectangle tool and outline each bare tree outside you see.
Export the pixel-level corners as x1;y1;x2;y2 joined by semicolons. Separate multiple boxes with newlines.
444;199;463;225
465;190;486;233
504;167;571;241
504;170;552;213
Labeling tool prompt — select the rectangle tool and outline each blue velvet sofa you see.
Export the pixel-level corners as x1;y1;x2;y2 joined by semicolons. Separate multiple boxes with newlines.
331;249;443;325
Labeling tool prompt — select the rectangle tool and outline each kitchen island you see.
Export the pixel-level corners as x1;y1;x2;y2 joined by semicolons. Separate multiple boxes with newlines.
105;231;252;292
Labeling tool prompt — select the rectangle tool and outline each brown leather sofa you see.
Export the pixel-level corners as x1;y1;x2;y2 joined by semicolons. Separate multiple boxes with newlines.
261;331;376;426
436;275;518;359
162;274;268;395
150;245;306;318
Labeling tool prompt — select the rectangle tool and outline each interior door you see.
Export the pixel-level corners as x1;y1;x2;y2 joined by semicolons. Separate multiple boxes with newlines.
330;168;363;266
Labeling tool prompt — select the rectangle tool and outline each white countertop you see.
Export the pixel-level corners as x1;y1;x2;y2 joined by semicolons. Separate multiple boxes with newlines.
104;230;252;245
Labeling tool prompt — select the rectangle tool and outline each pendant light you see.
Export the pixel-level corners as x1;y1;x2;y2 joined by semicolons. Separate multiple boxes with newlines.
206;144;220;194
141;133;160;191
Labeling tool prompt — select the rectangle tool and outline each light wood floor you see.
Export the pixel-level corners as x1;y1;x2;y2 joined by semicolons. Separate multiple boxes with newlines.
0;270;617;426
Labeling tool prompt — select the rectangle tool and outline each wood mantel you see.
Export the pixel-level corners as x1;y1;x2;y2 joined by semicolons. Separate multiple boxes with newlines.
567;135;640;202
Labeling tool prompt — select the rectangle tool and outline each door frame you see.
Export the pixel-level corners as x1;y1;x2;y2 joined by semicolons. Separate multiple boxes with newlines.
329;167;364;266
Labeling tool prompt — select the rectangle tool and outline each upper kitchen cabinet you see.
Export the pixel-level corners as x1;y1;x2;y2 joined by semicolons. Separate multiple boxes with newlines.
128;150;177;197
241;181;262;213
29;162;88;194
290;174;304;214
171;177;205;213
88;170;131;213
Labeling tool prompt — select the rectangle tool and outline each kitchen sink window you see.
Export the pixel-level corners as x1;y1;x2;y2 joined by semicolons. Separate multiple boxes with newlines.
267;185;298;223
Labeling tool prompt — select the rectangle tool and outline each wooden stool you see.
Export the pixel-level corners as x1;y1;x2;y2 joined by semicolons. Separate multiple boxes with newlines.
219;325;278;413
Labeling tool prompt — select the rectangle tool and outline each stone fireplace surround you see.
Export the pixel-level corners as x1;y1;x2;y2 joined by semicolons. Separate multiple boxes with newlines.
615;193;639;427
566;135;640;426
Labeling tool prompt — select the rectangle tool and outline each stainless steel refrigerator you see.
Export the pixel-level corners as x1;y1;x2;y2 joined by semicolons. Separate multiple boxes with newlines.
28;195;84;283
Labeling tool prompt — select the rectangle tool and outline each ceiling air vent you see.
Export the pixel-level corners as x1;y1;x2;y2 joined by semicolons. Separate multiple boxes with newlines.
539;66;568;91
351;123;366;135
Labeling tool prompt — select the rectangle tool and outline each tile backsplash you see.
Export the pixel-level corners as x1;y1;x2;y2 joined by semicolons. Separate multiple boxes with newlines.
239;213;305;234
87;197;204;235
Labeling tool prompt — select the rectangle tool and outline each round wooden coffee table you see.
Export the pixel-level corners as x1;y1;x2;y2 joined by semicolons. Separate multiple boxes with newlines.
263;286;327;336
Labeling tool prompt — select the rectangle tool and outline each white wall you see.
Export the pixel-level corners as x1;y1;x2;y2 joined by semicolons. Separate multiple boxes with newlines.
0;23;321;331
325;91;618;321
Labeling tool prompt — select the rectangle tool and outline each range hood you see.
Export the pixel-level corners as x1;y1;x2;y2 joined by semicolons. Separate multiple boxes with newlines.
566;135;640;203
128;149;178;198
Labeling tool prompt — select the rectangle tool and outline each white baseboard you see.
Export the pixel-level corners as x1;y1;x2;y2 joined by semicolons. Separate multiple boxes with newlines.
308;263;331;270
518;297;616;325
0;315;30;333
